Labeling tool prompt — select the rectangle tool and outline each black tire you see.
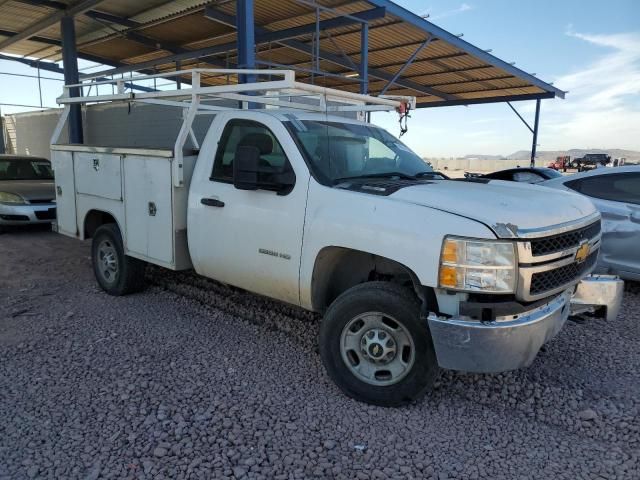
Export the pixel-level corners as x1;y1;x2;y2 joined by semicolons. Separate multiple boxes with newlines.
92;223;146;296
320;282;439;407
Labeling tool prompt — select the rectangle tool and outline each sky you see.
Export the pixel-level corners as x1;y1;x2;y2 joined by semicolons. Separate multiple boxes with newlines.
1;0;639;157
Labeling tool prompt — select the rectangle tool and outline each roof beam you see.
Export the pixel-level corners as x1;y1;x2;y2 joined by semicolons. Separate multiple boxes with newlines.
204;7;387;44
80;8;384;75
275;47;466;72
0;29;60;46
365;0;564;99
0;53;155;92
0;27;143;67
0;0;106;50
83;10;138;28
416;92;556;108
289;64;509;92
13;0;66;9
8;3;230;72
13;0;138;27
78;5;455;100
203;7;456;100
380;36;432;95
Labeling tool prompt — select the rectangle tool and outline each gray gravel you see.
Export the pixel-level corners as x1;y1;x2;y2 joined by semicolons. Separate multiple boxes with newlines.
1;228;639;480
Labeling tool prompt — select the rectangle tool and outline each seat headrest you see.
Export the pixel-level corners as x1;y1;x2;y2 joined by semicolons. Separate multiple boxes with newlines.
237;133;273;155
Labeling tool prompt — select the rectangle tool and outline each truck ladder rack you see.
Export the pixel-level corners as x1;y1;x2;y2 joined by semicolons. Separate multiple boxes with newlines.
56;69;415;113
51;68;416;188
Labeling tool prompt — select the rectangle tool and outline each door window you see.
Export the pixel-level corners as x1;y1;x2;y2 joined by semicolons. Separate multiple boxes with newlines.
566;173;640;205
211;119;292;182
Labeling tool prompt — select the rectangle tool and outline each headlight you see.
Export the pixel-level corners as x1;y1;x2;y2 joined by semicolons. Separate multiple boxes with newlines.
0;192;26;205
439;237;517;293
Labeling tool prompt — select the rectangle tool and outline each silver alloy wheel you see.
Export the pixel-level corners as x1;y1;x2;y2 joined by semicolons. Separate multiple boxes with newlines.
340;312;415;386
97;239;119;284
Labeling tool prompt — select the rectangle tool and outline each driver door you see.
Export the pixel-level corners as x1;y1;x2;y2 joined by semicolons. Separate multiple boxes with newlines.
187;114;310;305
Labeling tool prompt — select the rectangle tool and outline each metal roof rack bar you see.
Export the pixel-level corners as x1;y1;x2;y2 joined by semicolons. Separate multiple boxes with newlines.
57;68;414;111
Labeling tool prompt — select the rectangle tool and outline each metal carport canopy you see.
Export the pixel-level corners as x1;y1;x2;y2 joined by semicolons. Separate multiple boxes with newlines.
0;0;565;108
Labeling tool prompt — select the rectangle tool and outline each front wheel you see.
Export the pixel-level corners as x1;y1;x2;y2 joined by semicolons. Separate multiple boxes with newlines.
92;223;146;296
320;282;439;406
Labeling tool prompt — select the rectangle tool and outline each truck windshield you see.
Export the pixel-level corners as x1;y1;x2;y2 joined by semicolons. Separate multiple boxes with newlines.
0;158;54;180
286;120;433;184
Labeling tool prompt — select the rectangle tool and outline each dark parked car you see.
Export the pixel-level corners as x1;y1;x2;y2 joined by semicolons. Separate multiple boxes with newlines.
571;153;611;171
0;154;56;232
469;167;563;184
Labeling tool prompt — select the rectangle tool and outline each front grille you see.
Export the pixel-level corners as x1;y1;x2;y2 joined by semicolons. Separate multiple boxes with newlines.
530;252;597;295
530;220;601;256
29;199;55;204
35;208;56;220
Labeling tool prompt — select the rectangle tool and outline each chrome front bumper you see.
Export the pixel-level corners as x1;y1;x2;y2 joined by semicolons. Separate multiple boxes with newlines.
428;290;571;373
0;203;56;225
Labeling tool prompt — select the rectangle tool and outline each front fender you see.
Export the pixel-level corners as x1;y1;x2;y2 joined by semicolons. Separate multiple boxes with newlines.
299;181;496;310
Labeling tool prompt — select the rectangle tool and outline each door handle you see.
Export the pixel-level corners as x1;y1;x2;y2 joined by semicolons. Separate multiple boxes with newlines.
201;197;225;207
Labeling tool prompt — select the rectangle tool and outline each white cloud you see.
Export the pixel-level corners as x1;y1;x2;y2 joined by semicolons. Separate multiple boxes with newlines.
540;30;640;150
429;3;473;21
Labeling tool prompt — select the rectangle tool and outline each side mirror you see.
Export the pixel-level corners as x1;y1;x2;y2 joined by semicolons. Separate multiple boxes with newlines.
233;145;260;190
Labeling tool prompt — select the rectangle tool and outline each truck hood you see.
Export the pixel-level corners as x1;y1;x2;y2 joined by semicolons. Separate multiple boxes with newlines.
390;180;598;238
0;180;55;202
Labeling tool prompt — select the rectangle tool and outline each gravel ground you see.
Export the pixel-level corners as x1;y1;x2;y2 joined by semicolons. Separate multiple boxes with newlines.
1;228;639;480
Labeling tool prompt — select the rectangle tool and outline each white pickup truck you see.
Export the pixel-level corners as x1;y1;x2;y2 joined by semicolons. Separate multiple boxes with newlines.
51;70;622;406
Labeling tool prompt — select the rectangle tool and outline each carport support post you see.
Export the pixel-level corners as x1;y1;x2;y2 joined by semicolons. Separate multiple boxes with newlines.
530;99;541;167
0;106;5;154
359;23;369;95
236;0;257;108
61;15;83;144
236;0;256;85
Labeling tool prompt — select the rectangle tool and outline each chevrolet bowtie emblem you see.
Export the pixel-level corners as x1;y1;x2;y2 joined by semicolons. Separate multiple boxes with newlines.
575;242;590;263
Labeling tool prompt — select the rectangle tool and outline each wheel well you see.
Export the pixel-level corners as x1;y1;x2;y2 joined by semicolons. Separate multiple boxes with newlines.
84;210;117;239
311;247;426;313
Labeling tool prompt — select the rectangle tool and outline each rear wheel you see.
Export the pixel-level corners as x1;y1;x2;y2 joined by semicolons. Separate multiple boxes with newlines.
92;223;146;295
320;282;439;406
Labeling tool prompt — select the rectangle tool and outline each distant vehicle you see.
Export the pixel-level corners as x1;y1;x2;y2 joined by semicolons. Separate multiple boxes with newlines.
548;156;571;172
0;154;56;233
571;153;611;172
470;167;563;184
542;166;640;281
609;158;626;168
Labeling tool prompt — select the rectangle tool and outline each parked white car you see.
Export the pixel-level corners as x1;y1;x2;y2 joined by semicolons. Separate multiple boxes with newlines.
542;166;640;281
49;69;622;406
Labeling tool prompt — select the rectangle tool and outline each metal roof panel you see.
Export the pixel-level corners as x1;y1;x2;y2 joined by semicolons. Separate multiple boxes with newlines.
0;0;564;107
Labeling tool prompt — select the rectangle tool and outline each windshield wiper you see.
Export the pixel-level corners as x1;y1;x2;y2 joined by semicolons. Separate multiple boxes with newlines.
333;172;417;184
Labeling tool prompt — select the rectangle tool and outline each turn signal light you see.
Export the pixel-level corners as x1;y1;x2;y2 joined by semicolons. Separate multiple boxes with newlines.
439;265;458;288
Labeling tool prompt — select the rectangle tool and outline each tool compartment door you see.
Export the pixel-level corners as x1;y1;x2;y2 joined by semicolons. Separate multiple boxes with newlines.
75;152;122;201
51;150;77;237
123;155;174;266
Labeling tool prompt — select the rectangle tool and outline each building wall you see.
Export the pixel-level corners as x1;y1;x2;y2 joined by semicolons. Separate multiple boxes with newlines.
5;109;67;159
428;157;545;172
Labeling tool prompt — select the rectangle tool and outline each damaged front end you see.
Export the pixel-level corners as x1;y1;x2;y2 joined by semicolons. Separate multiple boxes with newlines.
570;274;624;321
